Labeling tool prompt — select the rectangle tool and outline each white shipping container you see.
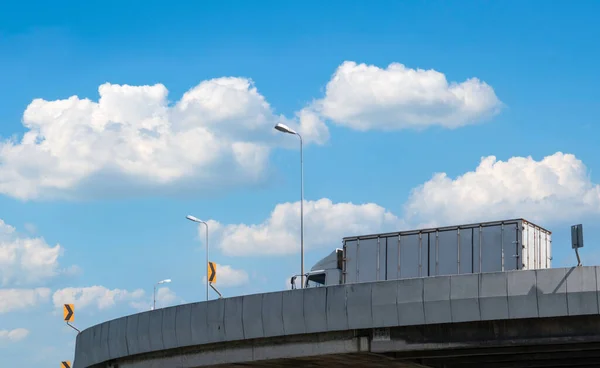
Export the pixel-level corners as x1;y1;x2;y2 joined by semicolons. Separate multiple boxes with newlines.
341;218;552;284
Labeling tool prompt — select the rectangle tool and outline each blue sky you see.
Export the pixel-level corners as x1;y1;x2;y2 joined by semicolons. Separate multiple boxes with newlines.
1;0;600;365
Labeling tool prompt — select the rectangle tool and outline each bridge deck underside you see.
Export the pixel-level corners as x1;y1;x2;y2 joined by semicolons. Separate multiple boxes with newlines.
214;343;600;368
113;315;600;368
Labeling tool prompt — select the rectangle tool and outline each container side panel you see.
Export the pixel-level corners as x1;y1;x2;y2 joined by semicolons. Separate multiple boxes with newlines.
481;225;503;272
386;236;399;281
503;223;519;271
473;227;481;273
547;233;552;268
428;233;435;277
438;229;459;276
459;229;474;274
523;224;531;269
378;237;387;281
344;240;358;284
400;234;420;278
540;228;548;269
357;237;378;283
529;225;537;269
422;233;430;277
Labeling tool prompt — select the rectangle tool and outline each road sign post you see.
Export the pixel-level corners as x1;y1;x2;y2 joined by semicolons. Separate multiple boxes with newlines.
208;261;217;284
63;304;80;333
207;261;223;298
571;224;584;266
63;304;74;322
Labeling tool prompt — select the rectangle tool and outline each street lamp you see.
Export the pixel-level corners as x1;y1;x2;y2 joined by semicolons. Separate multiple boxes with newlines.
186;215;209;301
153;279;171;310
274;122;305;289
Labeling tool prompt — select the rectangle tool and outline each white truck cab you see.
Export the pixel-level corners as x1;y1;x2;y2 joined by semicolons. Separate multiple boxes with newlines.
290;248;343;289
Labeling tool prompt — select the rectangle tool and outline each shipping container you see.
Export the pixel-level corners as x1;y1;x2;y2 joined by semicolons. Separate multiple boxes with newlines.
341;218;551;284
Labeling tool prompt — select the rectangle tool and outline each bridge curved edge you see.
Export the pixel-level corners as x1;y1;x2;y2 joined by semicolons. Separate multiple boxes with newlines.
73;266;600;368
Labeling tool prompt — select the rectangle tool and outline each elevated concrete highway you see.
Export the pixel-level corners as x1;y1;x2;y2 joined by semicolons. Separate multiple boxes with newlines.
74;266;600;367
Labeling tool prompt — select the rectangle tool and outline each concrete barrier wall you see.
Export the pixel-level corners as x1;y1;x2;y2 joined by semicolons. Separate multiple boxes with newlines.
73;266;600;368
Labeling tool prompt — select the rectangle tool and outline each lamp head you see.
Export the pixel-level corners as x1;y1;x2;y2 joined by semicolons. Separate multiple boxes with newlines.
274;123;297;135
186;215;202;223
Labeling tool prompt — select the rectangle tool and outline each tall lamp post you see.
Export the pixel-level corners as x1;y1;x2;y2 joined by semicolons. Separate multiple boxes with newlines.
274;122;305;289
153;279;171;310
186;215;209;301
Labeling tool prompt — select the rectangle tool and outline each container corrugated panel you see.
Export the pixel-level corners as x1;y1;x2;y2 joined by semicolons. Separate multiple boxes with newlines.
342;218;552;284
521;220;552;270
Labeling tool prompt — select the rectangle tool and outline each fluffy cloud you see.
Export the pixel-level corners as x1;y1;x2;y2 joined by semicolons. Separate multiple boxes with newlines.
0;78;327;200
207;198;403;256
52;286;145;311
404;152;600;226
0;328;29;342
0;61;501;201
201;264;249;287
0;219;67;286
313;61;502;131
205;152;600;257
130;286;180;311
155;287;177;306
0;288;51;313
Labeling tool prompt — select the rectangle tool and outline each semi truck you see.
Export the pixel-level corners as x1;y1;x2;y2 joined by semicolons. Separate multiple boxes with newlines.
292;218;552;289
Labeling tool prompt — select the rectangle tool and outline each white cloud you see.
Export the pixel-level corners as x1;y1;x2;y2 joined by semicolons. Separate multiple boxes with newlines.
313;61;502;131
52;286;145;311
0;288;51;313
129;286;182;311
0;61;501;201
201;264;249;287
0;219;67;287
155;287;177;306
0;328;29;342
203;152;600;258
207;198;403;256
0;78;327;200
403;152;600;226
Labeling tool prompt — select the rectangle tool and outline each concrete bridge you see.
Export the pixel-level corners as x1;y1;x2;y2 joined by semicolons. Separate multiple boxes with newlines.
74;266;600;367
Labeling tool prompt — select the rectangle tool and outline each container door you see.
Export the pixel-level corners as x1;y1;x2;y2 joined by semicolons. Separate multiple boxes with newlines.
502;223;519;271
480;224;503;272
357;237;378;283
386;236;399;280
400;233;424;278
437;229;459;276
378;237;387;281
459;228;474;274
343;240;358;283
